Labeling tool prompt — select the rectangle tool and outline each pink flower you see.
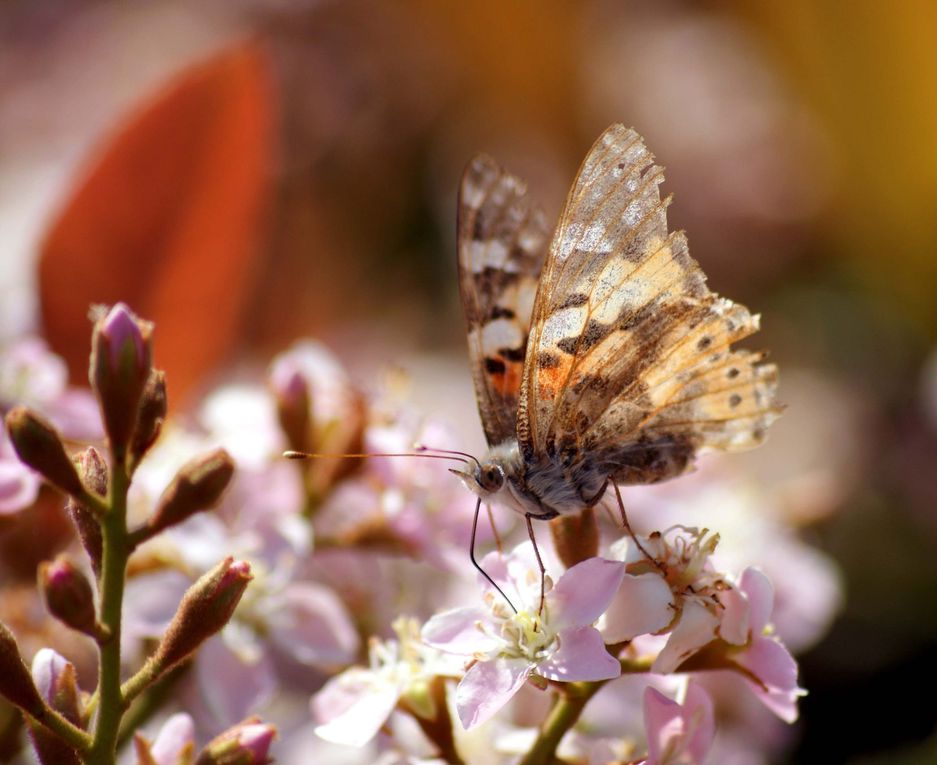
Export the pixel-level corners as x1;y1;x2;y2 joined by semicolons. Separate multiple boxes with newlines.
642;682;715;765
312;617;459;747
422;543;624;729
199;717;276;764
717;568;806;723
0;338;102;440
603;530;804;723
603;527;726;671
0;337;103;515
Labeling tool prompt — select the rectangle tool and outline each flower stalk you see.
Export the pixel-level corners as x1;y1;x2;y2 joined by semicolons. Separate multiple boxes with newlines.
85;458;130;765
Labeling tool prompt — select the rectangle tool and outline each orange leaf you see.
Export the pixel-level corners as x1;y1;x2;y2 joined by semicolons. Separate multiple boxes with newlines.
39;40;276;407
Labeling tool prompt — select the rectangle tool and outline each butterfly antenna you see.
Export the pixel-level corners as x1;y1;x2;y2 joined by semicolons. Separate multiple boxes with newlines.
283;450;470;466
414;444;482;470
470;497;517;614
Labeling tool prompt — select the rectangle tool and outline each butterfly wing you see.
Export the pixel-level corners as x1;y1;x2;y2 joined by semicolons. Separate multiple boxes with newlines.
458;154;550;446
517;125;780;481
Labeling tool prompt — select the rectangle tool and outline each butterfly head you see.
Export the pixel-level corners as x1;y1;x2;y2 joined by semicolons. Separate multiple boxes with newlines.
449;440;523;501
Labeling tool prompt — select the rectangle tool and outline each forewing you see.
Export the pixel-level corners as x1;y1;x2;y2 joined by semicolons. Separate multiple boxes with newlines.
518;125;780;475
458;154;549;446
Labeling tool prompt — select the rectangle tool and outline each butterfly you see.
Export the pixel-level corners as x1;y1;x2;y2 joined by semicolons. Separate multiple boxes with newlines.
451;125;781;606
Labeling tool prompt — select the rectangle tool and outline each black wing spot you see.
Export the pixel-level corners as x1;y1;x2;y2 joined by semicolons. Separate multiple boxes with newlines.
729;394;742;408
727;368;740;379
580;319;611;350
488;306;516;320
474;267;519;296
697;336;712;351
559;293;589;309
472;215;486;241
537;352;561;369
500;346;526;362
557;336;579;355
484;357;506;374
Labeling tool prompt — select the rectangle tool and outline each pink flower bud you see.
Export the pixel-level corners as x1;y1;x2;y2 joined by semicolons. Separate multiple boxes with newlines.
27;648;84;765
195;717;275;765
0;622;45;717
31;649;82;721
270;366;312;453
134;712;195;765
67;447;106;575
39;556;98;637
146;449;235;537
153;558;252;672
4;407;85;498
130;369;168;465
89;303;153;462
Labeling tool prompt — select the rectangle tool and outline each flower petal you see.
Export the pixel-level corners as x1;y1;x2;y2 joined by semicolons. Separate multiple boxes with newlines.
717;584;750;646
150;713;196;765
312;668;401;747
549;558;625;630
456;657;530;729
738;567;774;634
264;582;359;667
643;682;714;765
602;572;674;642
422;607;502;656
652;601;720;674
537;627;621;683
734;636;805;723
0;458;40;515
681;682;716;763
190;636;276;729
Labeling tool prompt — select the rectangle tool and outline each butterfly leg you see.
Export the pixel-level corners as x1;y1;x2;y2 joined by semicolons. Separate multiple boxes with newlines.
486;502;504;554
525;513;547;616
470;496;517;613
612;482;664;571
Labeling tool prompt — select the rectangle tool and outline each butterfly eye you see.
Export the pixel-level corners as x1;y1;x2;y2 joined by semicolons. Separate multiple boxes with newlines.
478;464;504;492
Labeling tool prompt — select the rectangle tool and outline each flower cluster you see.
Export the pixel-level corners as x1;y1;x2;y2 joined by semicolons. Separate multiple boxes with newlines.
313;535;804;764
0;305;274;764
0;306;838;765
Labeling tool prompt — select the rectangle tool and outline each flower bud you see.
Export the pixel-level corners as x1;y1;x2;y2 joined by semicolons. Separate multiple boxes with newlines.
0;622;45;717
130;369;168;465
146;449;235;536
4;407;85;498
28;649;83;765
134;712;195;765
195;717;275;765
89;303;153;462
66;447;107;575
271;367;311;454
152;558;251;672
31;649;81;722
38;556;98;637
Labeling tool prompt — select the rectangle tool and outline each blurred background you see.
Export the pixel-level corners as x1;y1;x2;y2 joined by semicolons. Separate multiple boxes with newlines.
1;1;936;762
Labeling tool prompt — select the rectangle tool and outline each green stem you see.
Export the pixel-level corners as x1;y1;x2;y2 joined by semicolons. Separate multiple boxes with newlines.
119;654;163;709
84;461;130;765
116;663;187;750
27;709;93;754
518;681;601;765
518;656;654;765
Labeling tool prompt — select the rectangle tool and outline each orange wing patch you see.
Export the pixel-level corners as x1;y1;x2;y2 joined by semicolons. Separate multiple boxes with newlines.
458;155;549;446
